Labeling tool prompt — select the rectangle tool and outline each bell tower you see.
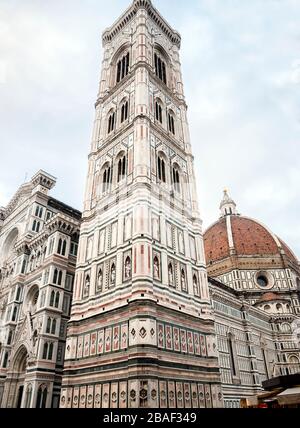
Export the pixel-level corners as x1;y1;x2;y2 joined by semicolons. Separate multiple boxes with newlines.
61;0;222;409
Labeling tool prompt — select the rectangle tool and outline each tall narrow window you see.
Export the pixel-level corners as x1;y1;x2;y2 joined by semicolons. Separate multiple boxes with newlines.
108;112;116;134
172;167;180;193
102;165;112;193
228;334;237;377
116;52;130;84
46;318;51;334
53;269;58;284
21;259;27;274
16;286;22;301
50;290;55;307
121;101;129;123
12;307;18;322
57;239;62;255
62;240;67;256
55;292;60;308
7;330;13;345
51;319;56;335
154;53;167;85
155;101;163;123
43;343;48;360
117;155;127;183
157;156;166;183
168;112;175;135
3;352;9;368
48;343;53;360
58;270;63;286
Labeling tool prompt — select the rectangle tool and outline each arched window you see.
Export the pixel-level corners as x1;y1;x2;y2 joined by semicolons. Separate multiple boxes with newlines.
155;101;163;124
168;111;175;135
46;317;51;334
116;52;130;84
154;53;167;84
51;319;56;335
157;155;166;183
50;290;55;307
43;343;48;360
228;333;237;377
121;101;129;123
102;164;112;193
276;304;283;313
108;112;116;134
117;155;127;183
36;385;48;409
172;166;180;193
55;292;60;308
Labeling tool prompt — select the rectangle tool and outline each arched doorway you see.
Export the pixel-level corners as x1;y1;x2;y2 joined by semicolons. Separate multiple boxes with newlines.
12;346;29;408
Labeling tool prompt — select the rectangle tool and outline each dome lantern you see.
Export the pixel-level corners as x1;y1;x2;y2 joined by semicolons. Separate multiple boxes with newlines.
219;189;238;217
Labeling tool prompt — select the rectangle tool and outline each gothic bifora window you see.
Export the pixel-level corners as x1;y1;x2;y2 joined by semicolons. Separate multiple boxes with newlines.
116;52;130;84
154;53;167;85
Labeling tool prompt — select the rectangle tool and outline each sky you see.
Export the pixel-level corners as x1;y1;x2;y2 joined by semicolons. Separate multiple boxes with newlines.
0;0;299;258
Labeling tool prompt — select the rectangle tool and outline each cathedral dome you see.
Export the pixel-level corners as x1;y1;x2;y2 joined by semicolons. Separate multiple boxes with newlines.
204;191;299;269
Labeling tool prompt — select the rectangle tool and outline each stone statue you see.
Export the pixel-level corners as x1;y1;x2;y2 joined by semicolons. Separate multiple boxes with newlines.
125;258;131;279
97;269;103;291
111;265;116;285
154;258;159;279
181;270;186;290
168;265;173;285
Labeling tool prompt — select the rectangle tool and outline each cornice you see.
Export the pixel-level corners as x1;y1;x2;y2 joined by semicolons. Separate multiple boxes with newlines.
46;213;81;236
102;0;181;49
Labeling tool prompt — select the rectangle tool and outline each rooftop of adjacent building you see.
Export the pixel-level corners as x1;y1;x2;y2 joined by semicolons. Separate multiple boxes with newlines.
0;170;81;223
204;190;299;270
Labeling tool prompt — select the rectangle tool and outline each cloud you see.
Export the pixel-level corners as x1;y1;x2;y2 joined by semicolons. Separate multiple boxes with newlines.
0;0;299;258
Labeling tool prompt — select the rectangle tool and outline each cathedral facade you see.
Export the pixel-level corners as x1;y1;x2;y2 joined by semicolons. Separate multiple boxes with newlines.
0;171;81;408
0;0;299;409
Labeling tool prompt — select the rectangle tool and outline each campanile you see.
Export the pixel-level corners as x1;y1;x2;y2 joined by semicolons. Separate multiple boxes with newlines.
61;0;222;409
